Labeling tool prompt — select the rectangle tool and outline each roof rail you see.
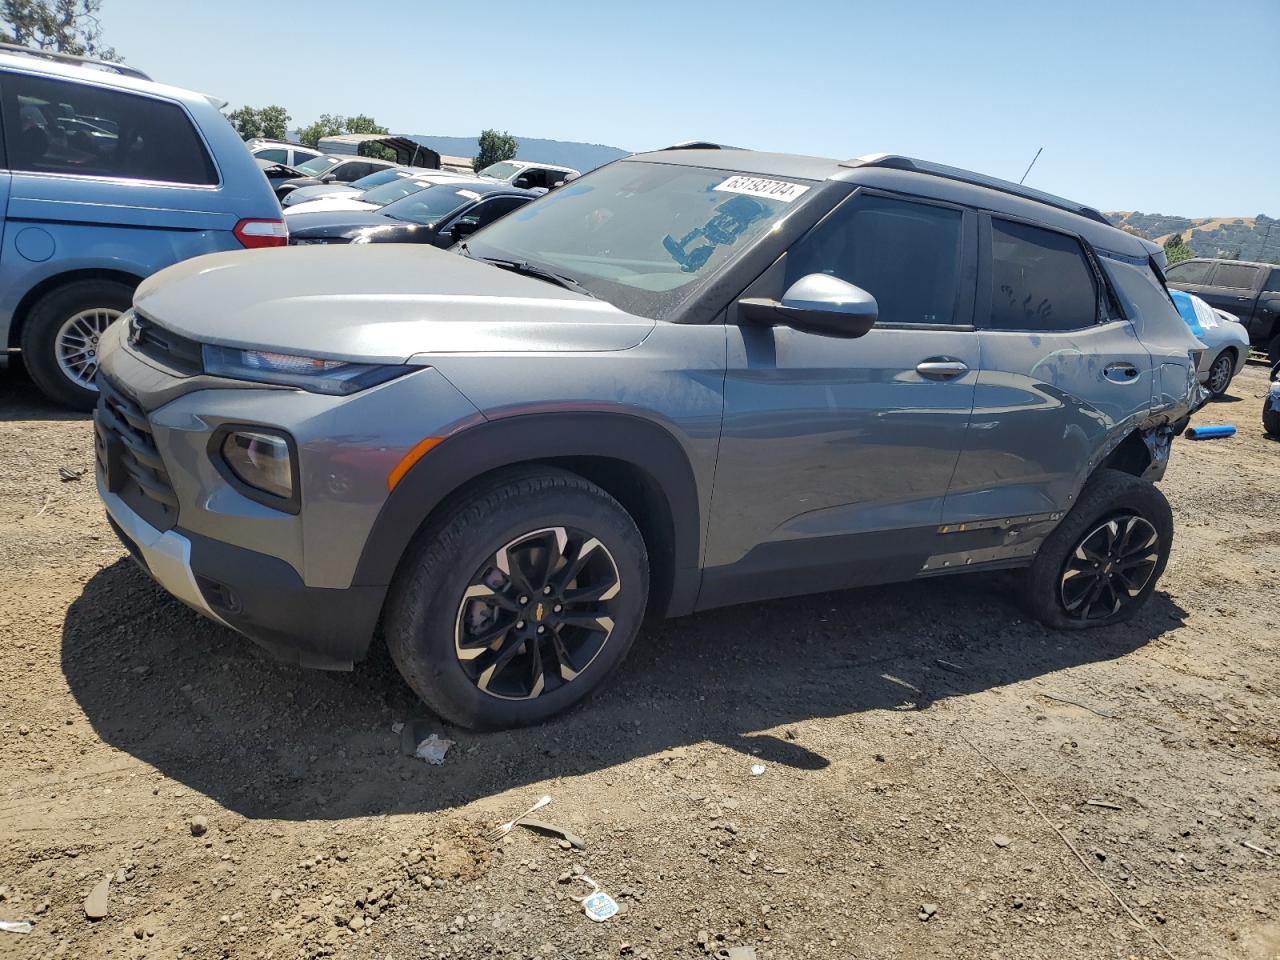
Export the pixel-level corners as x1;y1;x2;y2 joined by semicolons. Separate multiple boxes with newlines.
0;42;150;81
842;153;1110;226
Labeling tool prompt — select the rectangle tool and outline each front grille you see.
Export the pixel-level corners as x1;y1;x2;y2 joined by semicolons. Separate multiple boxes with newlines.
95;374;179;531
127;311;203;376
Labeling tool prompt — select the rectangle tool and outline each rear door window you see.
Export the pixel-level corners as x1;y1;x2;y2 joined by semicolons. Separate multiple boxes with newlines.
1165;260;1214;285
254;147;288;163
1210;263;1261;289
786;193;965;325
986;219;1098;331
1;70;217;185
1267;269;1280;294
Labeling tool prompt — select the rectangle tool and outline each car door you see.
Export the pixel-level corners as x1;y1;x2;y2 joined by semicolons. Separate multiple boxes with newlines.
944;215;1153;538
1199;262;1262;318
701;190;980;608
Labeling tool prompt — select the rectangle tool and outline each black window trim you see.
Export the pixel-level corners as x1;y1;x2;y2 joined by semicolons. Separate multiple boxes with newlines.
977;210;1126;333
0;66;223;188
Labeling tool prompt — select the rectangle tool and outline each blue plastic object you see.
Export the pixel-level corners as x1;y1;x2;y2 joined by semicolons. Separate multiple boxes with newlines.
1185;424;1236;440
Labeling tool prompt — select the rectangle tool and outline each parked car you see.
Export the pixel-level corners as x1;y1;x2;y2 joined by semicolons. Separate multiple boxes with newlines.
256;157;306;193
94;148;1204;729
246;138;323;169
287;181;541;246
283;171;468;216
477;159;579;189
1166;257;1280;362
272;154;399;202
0;46;284;409
281;165;421;207
1168;289;1249;398
1265;362;1280;437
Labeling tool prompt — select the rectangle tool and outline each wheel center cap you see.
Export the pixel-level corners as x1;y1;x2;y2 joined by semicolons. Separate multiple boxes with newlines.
534;602;546;622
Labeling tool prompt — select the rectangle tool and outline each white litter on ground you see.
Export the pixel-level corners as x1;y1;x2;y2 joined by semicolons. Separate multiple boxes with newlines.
414;734;456;765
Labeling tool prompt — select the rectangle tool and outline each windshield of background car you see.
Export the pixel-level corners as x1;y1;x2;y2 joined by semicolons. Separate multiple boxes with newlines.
479;161;523;180
464;161;815;320
380;184;488;225
296;155;340;176
360;177;431;205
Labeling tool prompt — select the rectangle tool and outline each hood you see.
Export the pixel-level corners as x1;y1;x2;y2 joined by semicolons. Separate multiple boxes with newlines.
286;209;388;238
134;246;657;363
283;183;359;206
284;196;378;216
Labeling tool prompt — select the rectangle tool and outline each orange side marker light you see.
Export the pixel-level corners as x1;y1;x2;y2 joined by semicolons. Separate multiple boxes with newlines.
387;436;444;491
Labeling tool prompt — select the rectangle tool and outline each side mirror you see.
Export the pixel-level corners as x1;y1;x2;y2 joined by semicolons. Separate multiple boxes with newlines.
449;219;479;240
738;274;878;338
512;174;533;189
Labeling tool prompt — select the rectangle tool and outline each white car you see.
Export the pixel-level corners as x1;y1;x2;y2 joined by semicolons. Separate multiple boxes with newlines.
1171;289;1250;398
246;138;323;168
283;172;470;216
476;159;579;189
281;166;421;207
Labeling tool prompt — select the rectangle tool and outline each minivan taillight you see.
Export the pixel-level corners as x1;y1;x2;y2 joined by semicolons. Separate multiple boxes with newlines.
234;218;288;249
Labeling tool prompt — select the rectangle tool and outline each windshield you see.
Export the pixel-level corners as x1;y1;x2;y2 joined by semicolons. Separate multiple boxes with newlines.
381;184;487;226
464;161;813;320
360;177;432;206
479;161;524;181
296;155;340;176
350;167;408;190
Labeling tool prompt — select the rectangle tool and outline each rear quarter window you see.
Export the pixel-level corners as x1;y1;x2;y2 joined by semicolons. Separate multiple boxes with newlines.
1;71;217;185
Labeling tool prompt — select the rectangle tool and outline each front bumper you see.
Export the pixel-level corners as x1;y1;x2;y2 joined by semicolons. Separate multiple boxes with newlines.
99;468;384;670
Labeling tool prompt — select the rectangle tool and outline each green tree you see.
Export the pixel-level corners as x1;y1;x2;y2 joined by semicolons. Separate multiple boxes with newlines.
1163;231;1195;266
225;104;291;142
1;0;119;59
473;129;518;172
295;113;394;159
295;113;348;149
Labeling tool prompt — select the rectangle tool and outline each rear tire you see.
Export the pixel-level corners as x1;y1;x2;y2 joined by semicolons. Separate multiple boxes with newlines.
1205;350;1235;399
1025;469;1173;630
384;467;649;730
1264;398;1280;438
20;279;134;410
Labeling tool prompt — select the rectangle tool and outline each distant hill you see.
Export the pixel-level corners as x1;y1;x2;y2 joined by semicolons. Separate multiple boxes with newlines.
1106;211;1280;263
410;135;629;173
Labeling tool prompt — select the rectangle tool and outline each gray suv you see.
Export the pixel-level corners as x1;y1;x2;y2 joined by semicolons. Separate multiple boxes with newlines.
94;148;1205;729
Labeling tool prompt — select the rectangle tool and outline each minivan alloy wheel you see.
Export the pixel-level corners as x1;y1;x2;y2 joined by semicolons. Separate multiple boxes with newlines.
454;526;621;700
1059;515;1160;622
55;307;121;391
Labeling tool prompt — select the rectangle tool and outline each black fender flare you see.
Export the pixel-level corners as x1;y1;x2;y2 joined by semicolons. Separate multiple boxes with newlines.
350;411;703;617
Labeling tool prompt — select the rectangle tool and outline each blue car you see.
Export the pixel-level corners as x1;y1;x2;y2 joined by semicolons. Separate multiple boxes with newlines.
0;45;284;408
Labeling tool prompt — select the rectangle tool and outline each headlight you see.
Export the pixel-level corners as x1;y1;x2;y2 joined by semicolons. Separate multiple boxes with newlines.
217;428;295;506
202;345;407;395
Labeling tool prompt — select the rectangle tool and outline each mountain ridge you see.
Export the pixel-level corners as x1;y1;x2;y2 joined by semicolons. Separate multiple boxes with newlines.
1105;211;1279;263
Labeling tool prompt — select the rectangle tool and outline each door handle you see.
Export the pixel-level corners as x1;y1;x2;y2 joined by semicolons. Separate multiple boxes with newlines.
915;359;968;380
1104;362;1140;383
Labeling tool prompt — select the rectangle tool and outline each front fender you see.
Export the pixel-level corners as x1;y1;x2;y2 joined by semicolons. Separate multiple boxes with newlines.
350;411;703;617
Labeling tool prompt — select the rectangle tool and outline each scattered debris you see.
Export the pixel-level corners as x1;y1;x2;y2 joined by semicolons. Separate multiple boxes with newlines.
1084;799;1123;811
515;818;587;850
414;734;455;765
992;834;1011;848
83;876;110;920
750;763;766;777
58;466;84;482
570;876;618;922
0;919;32;934
1242;840;1273;858
1037;692;1119;720
726;948;758;960
487;794;553;842
935;658;965;673
918;902;938;921
1185;424;1236;440
189;815;209;837
391;721;404;734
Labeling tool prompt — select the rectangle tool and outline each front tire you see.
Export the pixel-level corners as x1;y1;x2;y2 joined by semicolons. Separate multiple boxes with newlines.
1025;469;1173;630
20;279;134;410
384;467;649;730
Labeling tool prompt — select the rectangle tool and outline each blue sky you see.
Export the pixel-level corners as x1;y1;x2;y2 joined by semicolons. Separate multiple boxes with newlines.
107;0;1277;217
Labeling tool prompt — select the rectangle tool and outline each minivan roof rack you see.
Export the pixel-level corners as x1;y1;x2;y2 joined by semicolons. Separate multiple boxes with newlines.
842;153;1110;226
0;42;151;81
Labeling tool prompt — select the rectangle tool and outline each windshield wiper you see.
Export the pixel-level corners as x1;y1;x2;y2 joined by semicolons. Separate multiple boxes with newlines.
470;253;596;298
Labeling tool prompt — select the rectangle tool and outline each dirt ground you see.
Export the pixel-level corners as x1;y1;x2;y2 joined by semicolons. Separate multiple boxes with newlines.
1;362;1277;960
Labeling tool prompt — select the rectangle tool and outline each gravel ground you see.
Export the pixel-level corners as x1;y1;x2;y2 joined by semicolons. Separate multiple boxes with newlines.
0;362;1277;960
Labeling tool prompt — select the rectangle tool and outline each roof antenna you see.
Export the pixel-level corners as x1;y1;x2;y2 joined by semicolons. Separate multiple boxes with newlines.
1019;147;1043;185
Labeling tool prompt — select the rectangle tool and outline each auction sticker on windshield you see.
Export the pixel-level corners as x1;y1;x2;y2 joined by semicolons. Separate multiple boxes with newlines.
714;175;809;203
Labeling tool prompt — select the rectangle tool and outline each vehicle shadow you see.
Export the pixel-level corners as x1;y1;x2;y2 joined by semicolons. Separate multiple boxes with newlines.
0;368;91;423
62;558;1186;821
